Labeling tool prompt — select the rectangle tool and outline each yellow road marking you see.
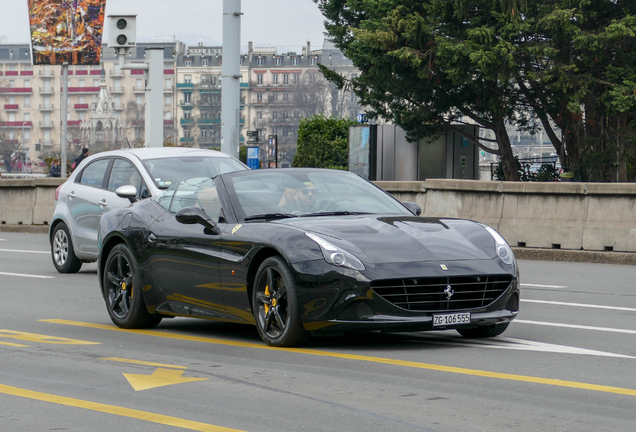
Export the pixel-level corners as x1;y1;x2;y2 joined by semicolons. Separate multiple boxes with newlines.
0;341;30;348
0;383;245;432
42;319;636;397
0;330;100;345
100;357;188;369
124;368;209;391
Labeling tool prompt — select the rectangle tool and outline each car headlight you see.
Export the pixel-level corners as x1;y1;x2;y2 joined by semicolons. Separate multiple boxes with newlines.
305;232;365;271
482;225;514;265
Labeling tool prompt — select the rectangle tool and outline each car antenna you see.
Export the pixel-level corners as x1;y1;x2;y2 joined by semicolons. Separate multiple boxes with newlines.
125;137;132;148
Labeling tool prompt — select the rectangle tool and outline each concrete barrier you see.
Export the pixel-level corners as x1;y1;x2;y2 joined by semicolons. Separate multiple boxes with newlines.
1;177;636;254
0;178;65;226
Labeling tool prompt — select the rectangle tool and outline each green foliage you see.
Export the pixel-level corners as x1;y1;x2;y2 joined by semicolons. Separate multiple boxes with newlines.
293;115;354;169
238;145;247;164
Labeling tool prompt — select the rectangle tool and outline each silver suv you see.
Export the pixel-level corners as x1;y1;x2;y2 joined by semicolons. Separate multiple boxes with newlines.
50;147;248;273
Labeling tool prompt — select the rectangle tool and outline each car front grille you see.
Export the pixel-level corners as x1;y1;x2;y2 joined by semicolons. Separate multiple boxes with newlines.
370;275;513;312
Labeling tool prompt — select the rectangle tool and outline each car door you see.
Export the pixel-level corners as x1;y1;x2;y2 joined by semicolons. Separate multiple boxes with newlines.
68;158;112;254
146;179;227;316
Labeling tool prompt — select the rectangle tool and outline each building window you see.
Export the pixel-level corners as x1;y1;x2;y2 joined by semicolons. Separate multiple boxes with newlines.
183;93;191;104
273;112;278;119
184;111;191;119
136;79;143;89
273;93;279;102
79;79;85;87
310;56;317;65
165;95;172;106
275;57;281;66
24;80;31;87
257;93;263;102
184;74;192;83
165;78;172;88
93;79;99;87
283;93;289;101
257;74;263;85
293;74;299;84
185;60;192;66
202;59;209;66
23;130;30;143
79;96;85;103
164;111;172;120
272;74;279;85
257;111;262;119
136;95;143;105
283;74;289;85
257;56;263;66
24;96;30;107
291;57;299;66
24;113;30;121
184;128;191;138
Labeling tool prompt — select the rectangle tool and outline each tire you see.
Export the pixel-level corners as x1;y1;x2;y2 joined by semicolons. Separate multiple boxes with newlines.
457;323;509;338
252;256;307;347
102;244;162;329
51;222;82;274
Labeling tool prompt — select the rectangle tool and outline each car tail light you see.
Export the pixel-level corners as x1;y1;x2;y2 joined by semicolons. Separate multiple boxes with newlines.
55;185;62;201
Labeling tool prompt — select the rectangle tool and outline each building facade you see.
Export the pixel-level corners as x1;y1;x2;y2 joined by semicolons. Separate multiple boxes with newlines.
1;39;357;168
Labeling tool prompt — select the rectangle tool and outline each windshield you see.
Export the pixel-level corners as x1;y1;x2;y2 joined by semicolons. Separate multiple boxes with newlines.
142;156;247;189
225;170;412;219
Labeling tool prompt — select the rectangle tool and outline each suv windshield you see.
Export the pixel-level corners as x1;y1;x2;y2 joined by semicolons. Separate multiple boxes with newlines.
142;156;247;189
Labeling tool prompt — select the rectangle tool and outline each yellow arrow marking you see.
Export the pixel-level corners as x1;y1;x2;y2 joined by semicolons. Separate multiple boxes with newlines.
0;330;100;345
0;341;29;347
124;368;209;391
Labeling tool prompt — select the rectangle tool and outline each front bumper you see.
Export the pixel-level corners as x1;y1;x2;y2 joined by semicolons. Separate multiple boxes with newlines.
292;258;519;334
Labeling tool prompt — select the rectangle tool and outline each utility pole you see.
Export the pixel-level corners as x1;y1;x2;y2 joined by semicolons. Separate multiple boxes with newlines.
221;0;242;158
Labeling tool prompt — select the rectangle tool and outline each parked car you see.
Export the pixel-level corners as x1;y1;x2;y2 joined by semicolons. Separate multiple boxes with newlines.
50;147;248;273
98;168;519;347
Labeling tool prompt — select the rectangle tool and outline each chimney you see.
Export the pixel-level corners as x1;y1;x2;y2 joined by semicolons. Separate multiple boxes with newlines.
307;41;311;57
248;41;253;62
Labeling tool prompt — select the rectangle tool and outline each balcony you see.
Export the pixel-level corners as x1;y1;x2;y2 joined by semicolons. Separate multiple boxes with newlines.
4;104;19;111
5;71;18;76
110;69;124;77
180;137;194;143
133;86;145;93
65;120;81;127
66;87;100;94
113;104;125;110
180;118;194;125
39;104;55;111
39;121;54;128
0;88;33;95
39;70;55;77
164;120;174;126
20;71;34;76
0;121;32;128
74;103;88;110
42;141;55;147
110;86;125;94
39;87;55;95
177;82;194;89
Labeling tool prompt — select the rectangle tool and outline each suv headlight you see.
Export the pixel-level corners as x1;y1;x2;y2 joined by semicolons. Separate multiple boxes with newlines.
305;232;365;271
483;225;514;265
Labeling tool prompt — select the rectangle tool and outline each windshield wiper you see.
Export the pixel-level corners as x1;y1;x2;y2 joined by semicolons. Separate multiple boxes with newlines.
244;213;298;221
300;211;370;217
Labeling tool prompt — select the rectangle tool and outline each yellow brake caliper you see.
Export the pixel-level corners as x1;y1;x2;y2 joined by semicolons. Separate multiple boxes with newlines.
264;285;270;314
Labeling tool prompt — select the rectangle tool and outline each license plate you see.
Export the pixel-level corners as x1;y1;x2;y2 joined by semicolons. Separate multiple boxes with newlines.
433;312;471;327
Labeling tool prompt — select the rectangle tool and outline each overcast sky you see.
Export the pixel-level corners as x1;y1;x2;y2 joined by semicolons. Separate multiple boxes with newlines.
1;0;329;51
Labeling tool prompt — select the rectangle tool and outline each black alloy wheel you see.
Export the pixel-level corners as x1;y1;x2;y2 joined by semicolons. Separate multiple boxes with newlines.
51;222;82;273
252;256;307;347
457;322;509;338
103;244;162;329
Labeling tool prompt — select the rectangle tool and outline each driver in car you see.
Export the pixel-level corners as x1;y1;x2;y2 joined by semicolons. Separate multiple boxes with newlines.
278;183;318;213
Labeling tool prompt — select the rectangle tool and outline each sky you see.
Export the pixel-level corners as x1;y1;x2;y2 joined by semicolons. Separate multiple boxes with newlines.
0;0;329;52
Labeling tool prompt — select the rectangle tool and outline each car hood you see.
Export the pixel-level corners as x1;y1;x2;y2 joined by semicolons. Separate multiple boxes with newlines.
276;215;497;264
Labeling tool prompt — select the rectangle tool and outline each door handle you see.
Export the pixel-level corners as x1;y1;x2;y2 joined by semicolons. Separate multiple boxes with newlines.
68;191;75;198
98;199;108;207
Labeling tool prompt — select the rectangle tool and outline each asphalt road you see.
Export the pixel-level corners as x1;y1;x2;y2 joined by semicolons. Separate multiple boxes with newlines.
0;232;635;432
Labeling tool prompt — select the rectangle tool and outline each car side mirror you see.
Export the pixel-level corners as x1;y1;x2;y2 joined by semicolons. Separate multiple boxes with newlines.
402;201;422;216
175;206;220;235
116;185;138;203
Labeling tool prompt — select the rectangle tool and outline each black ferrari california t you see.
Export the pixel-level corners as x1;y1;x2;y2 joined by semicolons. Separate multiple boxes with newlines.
98;168;519;346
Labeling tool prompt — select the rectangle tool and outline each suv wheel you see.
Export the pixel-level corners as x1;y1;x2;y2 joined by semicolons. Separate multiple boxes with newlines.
51;222;82;273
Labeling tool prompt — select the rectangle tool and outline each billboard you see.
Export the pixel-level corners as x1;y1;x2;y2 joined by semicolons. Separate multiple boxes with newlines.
28;0;107;65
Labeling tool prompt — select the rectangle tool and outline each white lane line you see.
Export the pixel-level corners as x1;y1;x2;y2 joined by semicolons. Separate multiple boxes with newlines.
0;271;54;279
0;248;49;254
437;337;636;359
522;299;636;312
516;319;636;335
0;239;6;241
521;283;568;289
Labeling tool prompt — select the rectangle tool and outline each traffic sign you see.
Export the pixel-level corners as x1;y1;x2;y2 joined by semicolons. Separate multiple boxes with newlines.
246;131;258;137
356;113;368;123
247;140;258;144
